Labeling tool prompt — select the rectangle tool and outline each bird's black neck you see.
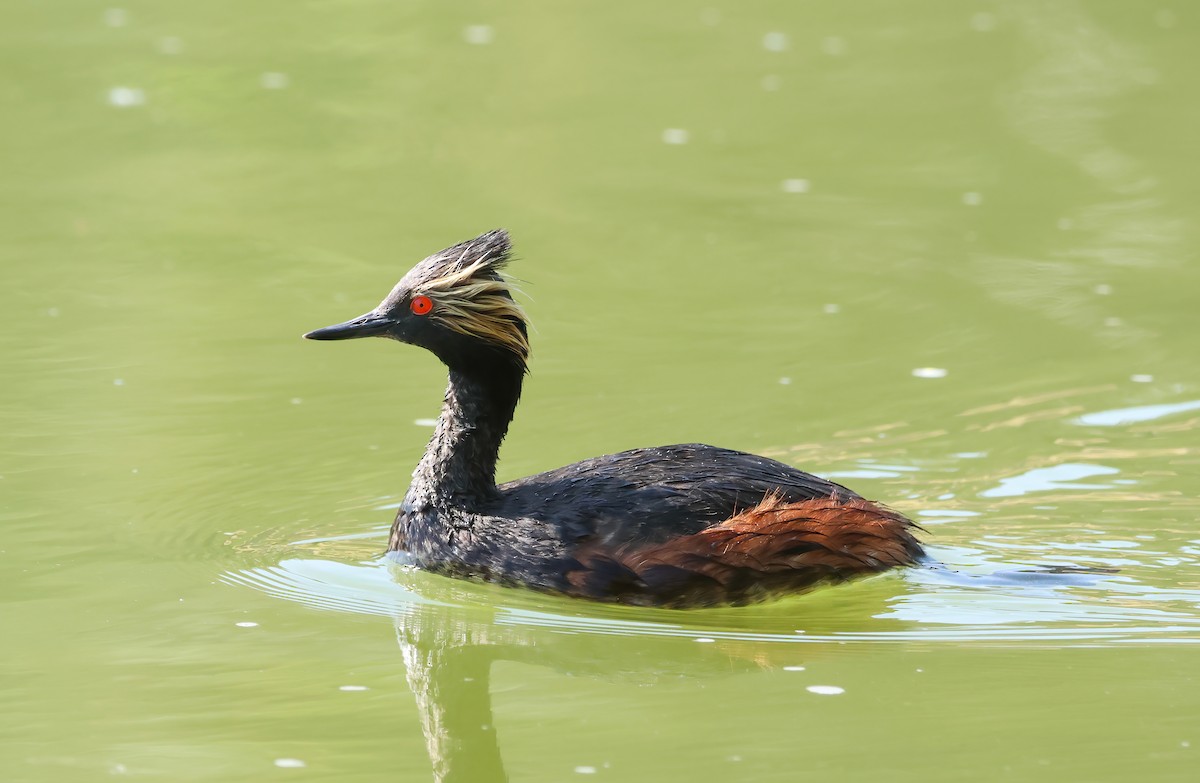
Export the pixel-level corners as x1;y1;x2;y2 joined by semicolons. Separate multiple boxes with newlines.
411;357;523;504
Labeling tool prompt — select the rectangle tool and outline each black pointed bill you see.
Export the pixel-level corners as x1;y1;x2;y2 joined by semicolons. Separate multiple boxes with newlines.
303;312;395;341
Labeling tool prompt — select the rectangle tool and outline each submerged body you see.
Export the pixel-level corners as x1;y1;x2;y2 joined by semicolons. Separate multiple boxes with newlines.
306;230;923;607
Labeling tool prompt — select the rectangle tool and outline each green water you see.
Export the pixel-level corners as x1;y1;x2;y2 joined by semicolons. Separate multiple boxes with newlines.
3;1;1199;780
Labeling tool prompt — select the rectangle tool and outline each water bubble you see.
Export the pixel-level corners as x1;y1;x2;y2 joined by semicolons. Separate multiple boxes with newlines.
763;32;789;52
962;191;983;206
260;72;289;89
108;87;145;107
662;128;690;145
575;767;597;775
235;621;259;628
1130;374;1154;383
339;685;369;691
911;367;948;379
781;178;810;193
807;685;845;695
290;397;303;405
274;759;306;769
782;665;806;671
779;377;792;385
821;36;847;56
694;637;715;643
970;12;996;32
463;25;494;45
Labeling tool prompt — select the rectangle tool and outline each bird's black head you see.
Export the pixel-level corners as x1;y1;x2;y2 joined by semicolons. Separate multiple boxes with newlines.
304;229;529;372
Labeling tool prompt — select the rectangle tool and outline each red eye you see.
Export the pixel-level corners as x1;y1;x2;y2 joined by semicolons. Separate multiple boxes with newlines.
410;295;433;316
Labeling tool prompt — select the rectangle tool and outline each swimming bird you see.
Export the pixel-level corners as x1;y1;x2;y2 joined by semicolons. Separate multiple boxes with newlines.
305;230;923;606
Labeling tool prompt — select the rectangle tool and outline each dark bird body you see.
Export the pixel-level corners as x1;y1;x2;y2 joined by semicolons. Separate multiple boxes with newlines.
306;230;923;607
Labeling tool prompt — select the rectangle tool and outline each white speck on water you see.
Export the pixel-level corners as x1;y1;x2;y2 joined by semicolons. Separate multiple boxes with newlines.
131;468;139;474
962;191;983;206
916;668;924;673
47;307;60;317
274;759;306;769
912;367;948;379
261;72;289;89
938;493;955;500
779;377;792;385
954;452;987;458
662;128;689;145
727;755;743;762
113;378;125;386
783;665;806;672
823;303;840;314
970;12;996;32
574;766;597;775
236;621;259;628
108;87;145;107
110;762;128;774
463;25;494;45
807;685;845;695
821;36;847;56
781;178;810;193
339;685;368;692
1182;740;1191;748
159;36;183;55
290;397;302;405
104;8;127;27
1094;284;1113;295
763;31;789;52
762;74;781;91
414;418;438;427
1058;217;1075;230
1103;317;1123;327
694;637;716;643
1131;374;1154;383
1155;10;1176;28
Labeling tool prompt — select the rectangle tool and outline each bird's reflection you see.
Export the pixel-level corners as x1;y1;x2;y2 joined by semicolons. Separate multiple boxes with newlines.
393;599;765;783
387;565;891;783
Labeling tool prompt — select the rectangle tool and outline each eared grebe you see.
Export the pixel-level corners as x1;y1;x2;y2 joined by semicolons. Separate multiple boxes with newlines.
305;230;923;606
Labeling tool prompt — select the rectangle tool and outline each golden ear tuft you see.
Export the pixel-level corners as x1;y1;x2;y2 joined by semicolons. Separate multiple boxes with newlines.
416;256;530;367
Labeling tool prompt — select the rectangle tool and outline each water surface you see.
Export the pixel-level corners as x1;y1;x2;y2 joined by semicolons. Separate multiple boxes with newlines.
3;2;1198;781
